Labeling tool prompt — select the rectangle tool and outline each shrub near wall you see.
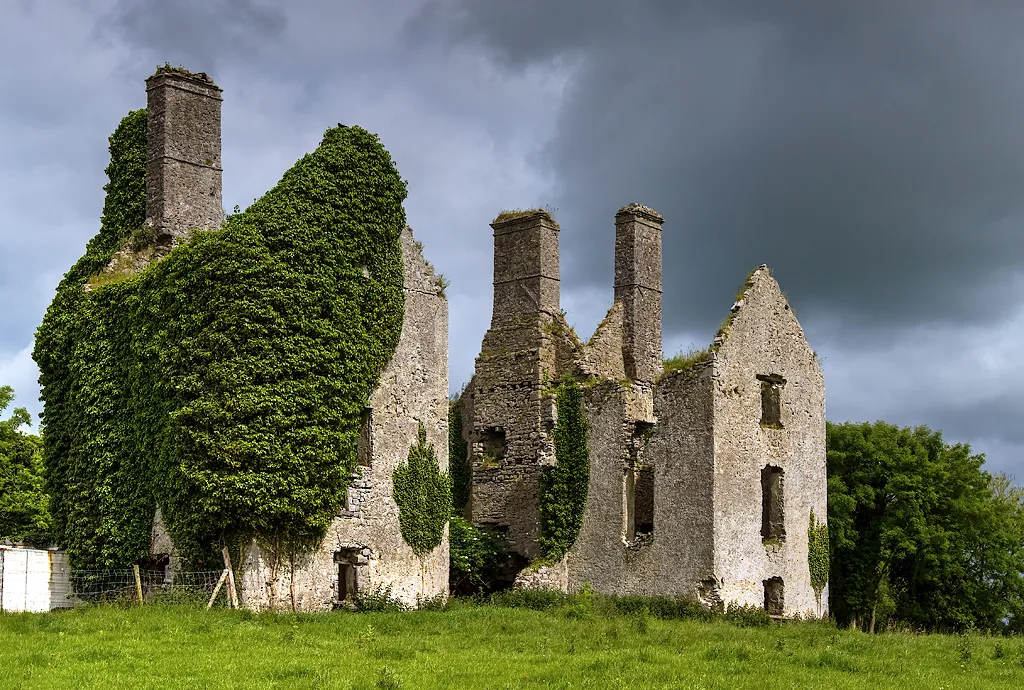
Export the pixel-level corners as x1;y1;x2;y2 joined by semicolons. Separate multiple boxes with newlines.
35;115;408;568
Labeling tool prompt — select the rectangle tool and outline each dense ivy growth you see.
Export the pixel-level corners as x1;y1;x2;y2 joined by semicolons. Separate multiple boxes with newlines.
35;112;408;568
393;423;452;556
448;399;470;513
807;509;829;607
538;376;590;560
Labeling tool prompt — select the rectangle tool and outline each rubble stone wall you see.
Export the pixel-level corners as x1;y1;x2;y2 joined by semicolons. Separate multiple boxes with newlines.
144;70;223;244
709;267;827;618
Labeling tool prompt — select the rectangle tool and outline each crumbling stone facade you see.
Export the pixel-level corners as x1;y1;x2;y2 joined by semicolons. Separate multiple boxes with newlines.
462;205;827;618
143;68;449;610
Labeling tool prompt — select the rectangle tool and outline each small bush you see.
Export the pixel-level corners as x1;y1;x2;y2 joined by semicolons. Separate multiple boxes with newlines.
448;516;510;595
724;603;774;628
353;586;408;613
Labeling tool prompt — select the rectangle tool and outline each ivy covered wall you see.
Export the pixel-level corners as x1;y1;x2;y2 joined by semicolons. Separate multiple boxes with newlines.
35;113;408;569
538;377;590;561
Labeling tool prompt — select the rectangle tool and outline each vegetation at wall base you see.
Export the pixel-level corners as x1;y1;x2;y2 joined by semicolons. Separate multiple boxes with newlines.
448;516;510;595
33;111;408;569
3;603;1023;689
393;423;452;556
808;508;829;607
538;376;590;560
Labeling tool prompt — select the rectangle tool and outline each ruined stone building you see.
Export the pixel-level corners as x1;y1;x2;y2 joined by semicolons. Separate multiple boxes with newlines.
458;207;828;618
142;68;449;610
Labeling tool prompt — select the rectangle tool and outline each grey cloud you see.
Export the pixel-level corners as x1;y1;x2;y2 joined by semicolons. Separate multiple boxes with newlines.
414;0;1024;346
99;0;286;75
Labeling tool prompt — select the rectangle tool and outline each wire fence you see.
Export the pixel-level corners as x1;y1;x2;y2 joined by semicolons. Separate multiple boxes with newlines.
67;568;235;607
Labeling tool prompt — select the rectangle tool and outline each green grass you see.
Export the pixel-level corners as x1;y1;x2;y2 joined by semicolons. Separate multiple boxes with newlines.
1;602;1022;689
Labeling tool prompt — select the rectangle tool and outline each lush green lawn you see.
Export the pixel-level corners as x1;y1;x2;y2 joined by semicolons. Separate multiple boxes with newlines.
1;603;1022;689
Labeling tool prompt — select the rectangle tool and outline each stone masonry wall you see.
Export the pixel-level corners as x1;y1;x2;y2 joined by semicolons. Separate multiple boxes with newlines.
144;68;223;245
614;204;664;390
239;226;449;611
709;267;827;618
562;370;718;601
466;213;562;561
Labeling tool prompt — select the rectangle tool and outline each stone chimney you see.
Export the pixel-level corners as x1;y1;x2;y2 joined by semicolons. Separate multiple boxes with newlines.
614;203;664;387
144;67;223;245
490;211;560;327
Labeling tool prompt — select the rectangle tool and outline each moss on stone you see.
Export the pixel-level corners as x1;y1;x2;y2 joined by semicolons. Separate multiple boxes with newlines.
492;208;553;224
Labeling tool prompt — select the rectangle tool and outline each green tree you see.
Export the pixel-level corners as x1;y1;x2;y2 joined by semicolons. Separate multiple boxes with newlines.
0;386;52;546
827;421;1024;632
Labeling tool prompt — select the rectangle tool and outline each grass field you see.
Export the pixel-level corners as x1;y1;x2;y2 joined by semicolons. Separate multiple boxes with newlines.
2;601;1023;689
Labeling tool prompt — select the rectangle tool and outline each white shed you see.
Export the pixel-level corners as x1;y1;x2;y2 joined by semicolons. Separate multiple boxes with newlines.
0;546;74;612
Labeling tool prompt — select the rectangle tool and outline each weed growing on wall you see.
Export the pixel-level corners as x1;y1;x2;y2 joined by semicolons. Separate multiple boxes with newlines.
394;423;452;556
808;509;829;607
539;376;590;560
34;111;408;568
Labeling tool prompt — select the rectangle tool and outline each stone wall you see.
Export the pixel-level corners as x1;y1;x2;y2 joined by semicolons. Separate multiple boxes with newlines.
240;226;449;611
614;204;664;390
144;68;223;245
465;213;563;561
560;369;718;601
708;267;827;618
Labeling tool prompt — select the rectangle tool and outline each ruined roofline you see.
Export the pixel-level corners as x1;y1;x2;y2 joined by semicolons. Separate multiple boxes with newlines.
616;202;663;224
657;264;771;384
147;64;220;88
491;209;556;230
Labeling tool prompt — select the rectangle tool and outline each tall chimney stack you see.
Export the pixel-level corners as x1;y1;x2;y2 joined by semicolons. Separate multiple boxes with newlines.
144;66;223;245
490;210;561;327
614;203;664;387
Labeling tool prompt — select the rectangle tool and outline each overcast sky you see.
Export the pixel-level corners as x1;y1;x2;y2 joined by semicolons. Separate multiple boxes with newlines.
2;0;1022;483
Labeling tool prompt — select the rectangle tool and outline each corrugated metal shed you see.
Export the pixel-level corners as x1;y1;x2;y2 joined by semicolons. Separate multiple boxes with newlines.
0;546;74;612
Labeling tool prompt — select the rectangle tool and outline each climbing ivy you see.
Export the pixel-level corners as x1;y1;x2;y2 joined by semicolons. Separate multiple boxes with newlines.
538;376;590;561
808;508;830;606
393;423;452;556
34;110;408;568
449;399;470;513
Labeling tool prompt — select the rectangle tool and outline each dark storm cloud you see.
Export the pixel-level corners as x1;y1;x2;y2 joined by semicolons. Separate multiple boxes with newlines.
412;0;1024;343
99;0;286;73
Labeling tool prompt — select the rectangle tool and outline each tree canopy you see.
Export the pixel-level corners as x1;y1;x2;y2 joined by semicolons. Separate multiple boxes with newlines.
827;420;1024;633
0;385;52;546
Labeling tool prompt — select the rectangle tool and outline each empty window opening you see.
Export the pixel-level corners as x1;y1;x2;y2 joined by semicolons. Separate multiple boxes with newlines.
757;374;785;428
625;466;655;540
334;549;361;602
356;407;373;467
764;577;785;616
480;428;507;465
634;467;654;535
761;465;785;542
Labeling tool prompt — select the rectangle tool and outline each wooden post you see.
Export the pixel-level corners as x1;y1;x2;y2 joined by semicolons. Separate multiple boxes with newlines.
133;565;144;604
207;569;228;609
222;546;239;609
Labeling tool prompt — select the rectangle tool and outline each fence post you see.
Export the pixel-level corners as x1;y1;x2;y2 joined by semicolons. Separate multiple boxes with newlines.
222;546;239;609
207;569;229;609
133;565;144;604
